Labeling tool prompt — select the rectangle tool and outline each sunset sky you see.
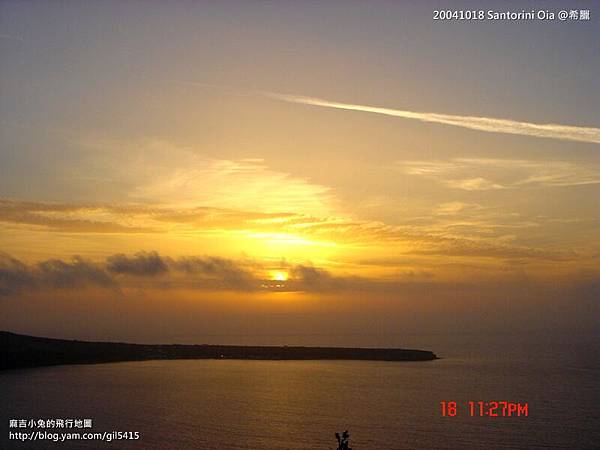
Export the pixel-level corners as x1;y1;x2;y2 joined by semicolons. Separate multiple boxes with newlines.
1;1;598;343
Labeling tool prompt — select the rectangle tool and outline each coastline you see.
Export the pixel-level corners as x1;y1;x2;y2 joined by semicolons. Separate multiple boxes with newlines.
0;331;438;370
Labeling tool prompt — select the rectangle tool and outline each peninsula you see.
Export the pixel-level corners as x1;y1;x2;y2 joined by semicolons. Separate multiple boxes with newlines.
0;331;438;370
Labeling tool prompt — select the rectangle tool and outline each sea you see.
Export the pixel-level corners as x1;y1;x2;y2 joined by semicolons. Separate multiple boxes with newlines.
1;332;598;449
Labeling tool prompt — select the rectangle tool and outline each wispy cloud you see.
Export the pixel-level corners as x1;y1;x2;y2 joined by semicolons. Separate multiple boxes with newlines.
0;199;157;233
0;198;583;264
267;93;600;144
399;158;600;190
77;138;335;215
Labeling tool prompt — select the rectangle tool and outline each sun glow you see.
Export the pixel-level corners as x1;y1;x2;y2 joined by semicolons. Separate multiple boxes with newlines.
270;270;289;281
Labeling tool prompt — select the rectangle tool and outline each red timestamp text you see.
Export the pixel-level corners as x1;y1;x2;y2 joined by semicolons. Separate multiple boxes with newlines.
440;401;528;417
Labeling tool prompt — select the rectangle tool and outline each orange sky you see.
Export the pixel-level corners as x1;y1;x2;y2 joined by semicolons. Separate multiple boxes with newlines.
0;2;598;342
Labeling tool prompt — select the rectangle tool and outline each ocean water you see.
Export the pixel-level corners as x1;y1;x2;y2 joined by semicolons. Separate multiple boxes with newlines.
1;333;598;449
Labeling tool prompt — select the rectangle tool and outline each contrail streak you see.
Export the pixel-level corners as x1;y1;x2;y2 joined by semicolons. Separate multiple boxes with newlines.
266;93;600;144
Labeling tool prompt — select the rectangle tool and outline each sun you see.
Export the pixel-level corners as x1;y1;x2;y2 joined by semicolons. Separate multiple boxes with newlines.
270;270;289;282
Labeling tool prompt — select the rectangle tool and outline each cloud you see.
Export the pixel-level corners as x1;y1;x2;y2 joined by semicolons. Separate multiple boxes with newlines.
0;252;353;295
2;251;597;301
446;177;504;191
0;197;582;265
0;253;115;295
106;251;169;277
435;202;483;216
77;138;335;215
0;198;307;234
104;252;259;290
409;237;574;261
134;156;333;215
287;264;342;291
37;257;115;289
0;199;157;233
267;93;600;144
169;256;256;290
0;253;35;296
399;158;600;190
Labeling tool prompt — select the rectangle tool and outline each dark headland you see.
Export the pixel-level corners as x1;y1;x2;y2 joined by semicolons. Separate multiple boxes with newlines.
0;331;438;370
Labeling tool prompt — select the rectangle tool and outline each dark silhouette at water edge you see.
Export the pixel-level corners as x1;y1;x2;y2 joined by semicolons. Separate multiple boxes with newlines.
0;331;438;370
